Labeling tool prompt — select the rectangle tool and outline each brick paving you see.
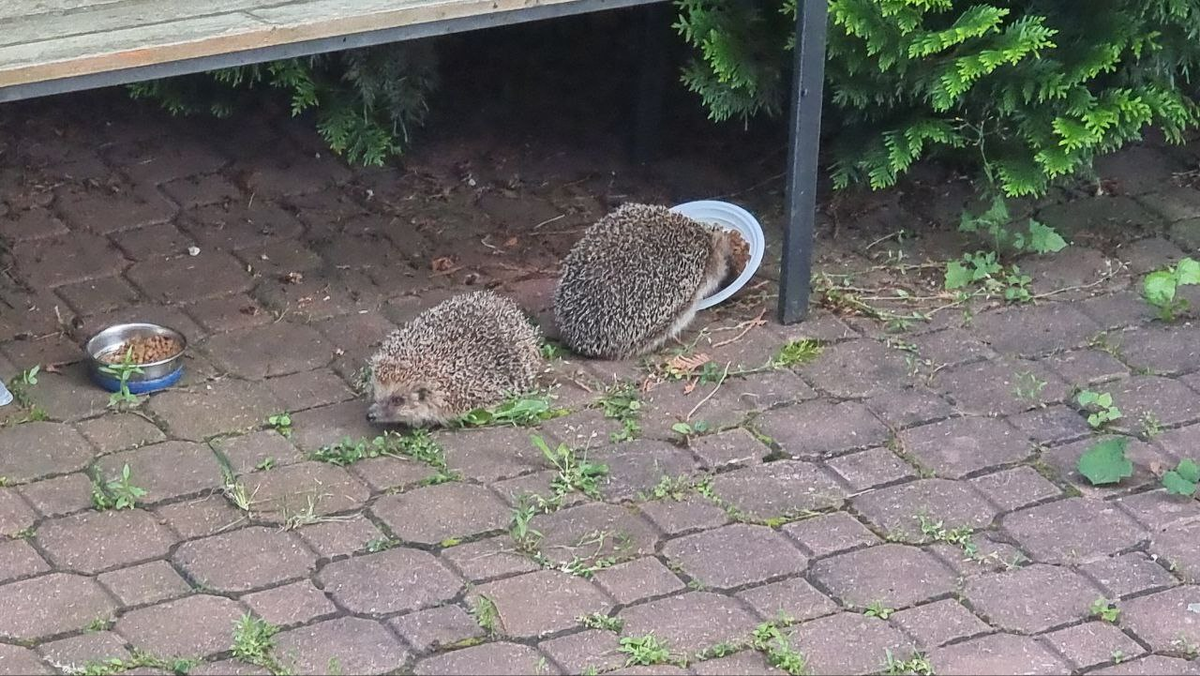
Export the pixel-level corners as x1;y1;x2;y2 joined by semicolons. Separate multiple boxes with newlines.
0;92;1199;676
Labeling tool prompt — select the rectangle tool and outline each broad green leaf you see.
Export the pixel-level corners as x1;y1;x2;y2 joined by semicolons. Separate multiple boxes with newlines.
1176;458;1200;483
672;422;693;435
945;261;973;289
1077;437;1133;486
1144;271;1177;306
1176;257;1200;286
1077;390;1099;407
1027;219;1068;253
1162;470;1198;496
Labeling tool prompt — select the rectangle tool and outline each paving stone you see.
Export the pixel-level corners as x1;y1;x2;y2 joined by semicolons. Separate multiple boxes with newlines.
1121;585;1200;652
971;303;1101;357
1141;184;1200;222
37;509;175;574
56;275;140;314
533;502;659;566
126;251;253;303
296;513;382;559
664;524;806;590
825;447;916;491
38;632;130;672
1156;423;1200;463
754;400;888;459
542;408;624;448
387;605;484;653
104;138;227;185
610;666;685;675
1115;489;1200;532
240;461;369;523
0;333;82;369
205;322;334;380
964;563;1103;633
930;632;1069;675
21;364;112;421
236;240;325;279
811;543;956;609
1082;552;1178;598
437;426;552;481
111;222;198;261
275;617;409;676
373;482;508;545
174;526;317;592
594;557;685;605
179;201;304;251
910;328;993;367
255;269;375;322
13;232;129;288
619;592;760;654
413;642;545;676
474;569;612;638
710;460;846;521
782;512;879;556
0;572;117;640
185;294;273;334
0;206;67;242
1094;655;1200;675
1044;349;1130;388
637;496;729;536
441;535;541;582
243;580;337;627
969;466;1061;512
290;400;377;453
97;560;190;607
213;431;303;474
853;478;998;541
691;651;785;676
1078;292;1156;330
935;357;1070;417
540;629;625;675
689;428;770;469
264;369;355;413
147;379;283;441
1008;405;1092;446
863;388;955;429
890;599;989;650
154;494;243;539
1003;498;1145;564
1150;521;1200;583
0;644;52;675
899;416;1031;478
1041;436;1172;496
0;488;37;537
799;339;913;398
189;661;270;676
317;547;463;614
736;577;837;623
0;422;93;483
785;613;911;675
76;413;165;454
0;539;48;583
161;174;240;208
1118;325;1200;377
97;441;224;504
589;441;697;501
702;371;820;425
1110;375;1200;429
348;456;434;493
1044;621;1145;670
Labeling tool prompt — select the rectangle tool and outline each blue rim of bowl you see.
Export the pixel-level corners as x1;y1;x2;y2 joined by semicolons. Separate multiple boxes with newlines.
90;366;183;394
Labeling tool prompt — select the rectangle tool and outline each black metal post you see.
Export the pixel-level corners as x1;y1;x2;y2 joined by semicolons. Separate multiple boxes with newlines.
777;0;828;324
632;2;670;163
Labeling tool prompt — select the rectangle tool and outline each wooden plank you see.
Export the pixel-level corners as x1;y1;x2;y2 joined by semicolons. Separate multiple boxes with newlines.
0;0;125;23
0;0;296;48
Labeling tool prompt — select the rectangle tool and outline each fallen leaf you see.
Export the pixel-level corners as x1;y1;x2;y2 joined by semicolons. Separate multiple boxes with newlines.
665;352;712;375
431;256;456;272
683;380;698;395
282;272;304;285
503;236;519;247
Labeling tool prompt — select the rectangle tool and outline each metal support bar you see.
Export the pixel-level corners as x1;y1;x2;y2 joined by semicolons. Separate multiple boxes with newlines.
777;0;828;324
632;3;669;163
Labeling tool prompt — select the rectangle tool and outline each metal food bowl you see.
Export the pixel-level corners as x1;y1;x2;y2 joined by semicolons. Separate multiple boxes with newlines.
85;323;187;394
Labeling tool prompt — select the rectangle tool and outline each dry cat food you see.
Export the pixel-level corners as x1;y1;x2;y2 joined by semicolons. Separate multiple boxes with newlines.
99;335;182;365
728;230;751;276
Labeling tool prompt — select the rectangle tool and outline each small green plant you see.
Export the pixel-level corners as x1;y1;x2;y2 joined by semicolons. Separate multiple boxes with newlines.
472;595;501;635
85;617;115;632
456;394;567;428
1143;257;1200;321
599;384;642;442
255;457;277;471
883;649;935;676
579;612;624;632
100;348;143;409
752;621;807;675
1091;598;1121;623
509;495;544;551
266;413;292;437
645;474;696;502
958;196;1067;255
619;634;674;666
671;420;712;441
1077;390;1122;429
231;614;284;673
19;366;39;386
72;652;198;676
1141;412;1164;439
1161;458;1200;497
533;435;608;501
944;251;1033;303
91;464;147;511
311;431;457;484
1077;437;1133;486
540;341;567;361
365;536;398;553
774;339;824;367
1013;371;1047;401
864;601;895;620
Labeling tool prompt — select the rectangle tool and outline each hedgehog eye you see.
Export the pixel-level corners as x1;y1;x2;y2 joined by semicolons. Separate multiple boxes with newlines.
391;395;406;406
416;388;429;402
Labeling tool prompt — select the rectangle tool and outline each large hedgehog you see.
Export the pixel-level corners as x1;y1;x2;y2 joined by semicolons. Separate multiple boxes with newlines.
367;291;542;426
554;203;734;360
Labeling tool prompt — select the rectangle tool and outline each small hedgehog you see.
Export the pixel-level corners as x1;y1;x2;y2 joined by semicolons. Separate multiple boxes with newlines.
554;203;734;360
366;291;542;427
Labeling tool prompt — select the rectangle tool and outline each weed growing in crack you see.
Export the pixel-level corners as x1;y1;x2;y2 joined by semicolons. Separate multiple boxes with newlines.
100;348;144;410
579;612;624;632
365;536;398;553
917;515;978;558
752;620;807;675
1012;371;1047;402
1077;390;1122;429
472;595;500;635
619;634;676;667
266;413;292;437
509;495;544;553
774;339;824;367
1091;598;1121;623
455;393;568;428
864;601;894;620
598;383;642;442
311;431;457;484
882;649;934;675
533;435;607;501
91;464;146;511
231;614;286;674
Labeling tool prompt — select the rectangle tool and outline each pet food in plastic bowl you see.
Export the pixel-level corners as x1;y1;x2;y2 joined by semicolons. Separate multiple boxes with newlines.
670;200;765;310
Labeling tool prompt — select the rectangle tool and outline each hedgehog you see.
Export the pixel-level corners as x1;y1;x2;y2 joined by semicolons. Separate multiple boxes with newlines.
553;203;734;360
366;291;542;427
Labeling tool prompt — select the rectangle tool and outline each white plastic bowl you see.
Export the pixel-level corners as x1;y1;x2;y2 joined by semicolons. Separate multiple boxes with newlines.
670;200;765;310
